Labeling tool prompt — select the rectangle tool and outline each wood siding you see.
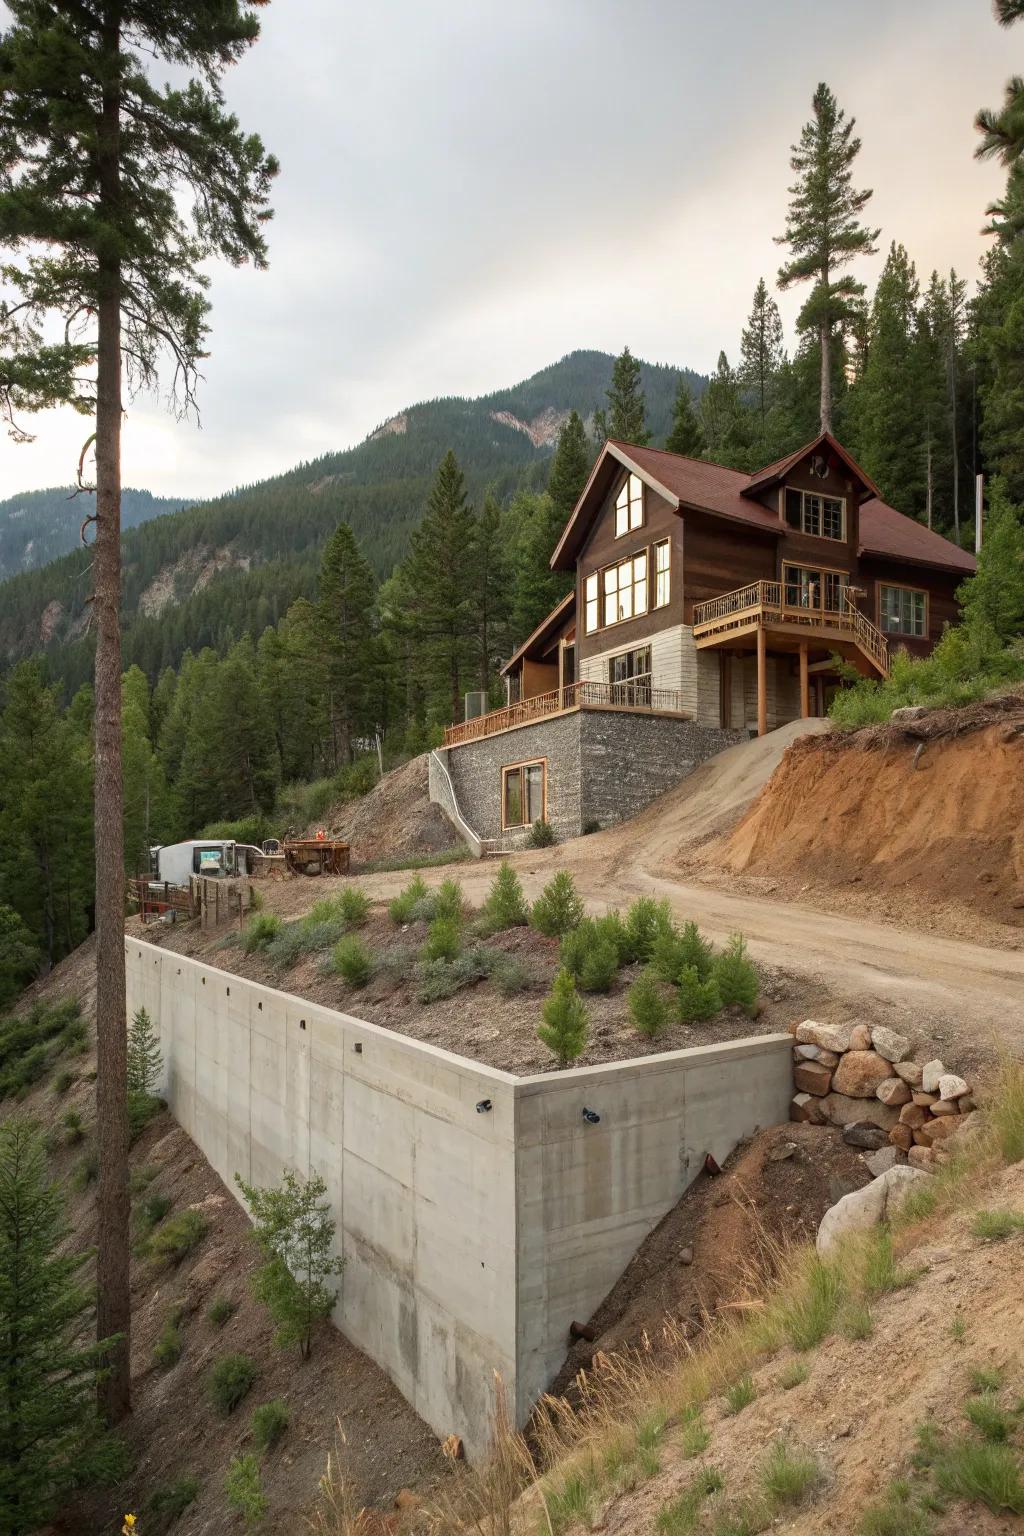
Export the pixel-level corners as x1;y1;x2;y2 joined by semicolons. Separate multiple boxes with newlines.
858;558;963;658
680;512;778;622
576;478;683;661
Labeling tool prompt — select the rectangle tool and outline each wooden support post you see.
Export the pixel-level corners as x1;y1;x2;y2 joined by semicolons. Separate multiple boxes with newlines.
756;626;767;737
799;642;810;719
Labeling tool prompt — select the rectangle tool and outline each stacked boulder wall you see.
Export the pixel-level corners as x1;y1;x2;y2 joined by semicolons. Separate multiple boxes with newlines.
717;705;1024;923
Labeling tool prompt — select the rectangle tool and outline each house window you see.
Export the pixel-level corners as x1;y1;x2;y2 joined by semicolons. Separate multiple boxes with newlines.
609;645;652;706
783;565;848;613
785;488;846;542
602;551;648;626
502;760;545;829
654;539;670;608
879;584;927;638
584;572;599;634
614;473;644;537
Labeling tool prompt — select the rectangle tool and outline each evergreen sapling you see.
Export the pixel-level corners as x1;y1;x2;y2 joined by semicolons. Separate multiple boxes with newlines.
678;921;715;980
628;971;670;1038
530;871;584;938
126;1006;162;1098
712;934;760;1014
677;965;722;1024
537;969;589;1068
479;861;529;933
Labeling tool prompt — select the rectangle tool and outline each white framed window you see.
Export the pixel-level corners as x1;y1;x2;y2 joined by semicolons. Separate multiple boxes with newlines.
879;584;927;638
602;551;648;626
502;759;545;829
785;487;846;542
654;538;670;609
609;645;652;706
584;572;599;634
614;473;644;537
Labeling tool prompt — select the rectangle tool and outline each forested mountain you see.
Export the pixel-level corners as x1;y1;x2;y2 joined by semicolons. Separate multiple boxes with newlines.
0;350;703;694
0;485;190;579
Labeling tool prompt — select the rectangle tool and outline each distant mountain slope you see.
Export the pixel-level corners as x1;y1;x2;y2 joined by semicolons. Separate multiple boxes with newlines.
0;350;706;693
0;485;191;579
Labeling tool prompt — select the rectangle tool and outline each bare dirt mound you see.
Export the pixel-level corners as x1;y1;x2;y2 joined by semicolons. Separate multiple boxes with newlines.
313;754;459;864
715;694;1024;927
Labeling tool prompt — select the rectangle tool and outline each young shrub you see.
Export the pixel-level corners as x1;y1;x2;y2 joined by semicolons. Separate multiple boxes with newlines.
146;1476;200;1530
594;909;630;965
537;969;589;1069
153;1317;184;1370
209;1352;258;1414
490;954;532;997
388;873;430;925
144;1208;208;1264
650;925;686;983
422;915;462;963
127;1005;163;1097
52;1068;76;1096
336;886;370;926
935;1436;1024;1515
528;818;556;848
434;877;465;922
224;1453;267;1525
250;1397;290;1452
628;971;670;1038
712;933;759;1013
678;920;714;980
127;1088;162;1143
478;861;529;933
61;1108;85;1145
241;911;283;953
622;897;672;965
332;935;373;987
135;1190;172;1237
677;965;721;1024
530;871;584;938
579;936;619;994
234;1168;345;1359
208;1294;237;1328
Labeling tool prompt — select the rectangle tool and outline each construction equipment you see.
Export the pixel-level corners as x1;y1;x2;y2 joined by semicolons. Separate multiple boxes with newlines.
283;837;350;876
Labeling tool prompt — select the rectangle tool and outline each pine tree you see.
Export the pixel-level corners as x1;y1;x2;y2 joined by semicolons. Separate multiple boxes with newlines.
510;491;574;640
960;481;1024;643
851;244;927;519
395;451;480;724
537;969;589;1068
0;907;40;1010
126;1007;162;1099
738;279;786;461
676;965;721;1024
0;1119;115;1534
665;378;705;457
700;353;746;464
0;1;277;1421
598;346;651;446
471;493;511;697
548;410;593;519
317;523;377;767
776;83;880;435
627;971;670;1038
479;861;529;933
122;666;172;875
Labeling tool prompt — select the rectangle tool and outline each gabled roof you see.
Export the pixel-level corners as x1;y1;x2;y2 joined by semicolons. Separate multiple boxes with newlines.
499;588;574;676
859;499;976;575
549;436;973;579
742;431;882;502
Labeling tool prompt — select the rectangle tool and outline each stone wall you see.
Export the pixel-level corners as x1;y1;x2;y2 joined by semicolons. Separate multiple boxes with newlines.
440;708;742;846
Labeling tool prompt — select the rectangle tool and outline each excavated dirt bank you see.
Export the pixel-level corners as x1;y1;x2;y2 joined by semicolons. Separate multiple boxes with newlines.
715;693;1024;928
304;754;460;865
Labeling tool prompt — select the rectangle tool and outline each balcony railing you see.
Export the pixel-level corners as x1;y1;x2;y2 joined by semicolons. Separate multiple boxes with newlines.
443;678;688;748
692;580;888;675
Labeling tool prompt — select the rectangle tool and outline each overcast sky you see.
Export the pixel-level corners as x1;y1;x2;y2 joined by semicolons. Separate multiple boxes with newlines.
0;0;1012;498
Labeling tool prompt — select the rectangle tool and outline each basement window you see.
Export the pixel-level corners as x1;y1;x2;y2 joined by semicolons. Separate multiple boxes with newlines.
502;760;545;829
614;473;644;537
879;584;927;638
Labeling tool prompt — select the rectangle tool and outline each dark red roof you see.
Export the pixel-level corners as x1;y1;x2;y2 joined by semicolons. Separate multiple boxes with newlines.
743;431;882;501
615;442;781;532
859;499;976;575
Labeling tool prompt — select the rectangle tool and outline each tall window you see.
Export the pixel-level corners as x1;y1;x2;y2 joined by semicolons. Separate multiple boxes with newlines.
785;488;846;542
584;572;599;634
654;538;670;608
609;645;652;705
880;584;926;638
783;564;847;613
603;551;648;626
502;760;545;829
614;473;644;537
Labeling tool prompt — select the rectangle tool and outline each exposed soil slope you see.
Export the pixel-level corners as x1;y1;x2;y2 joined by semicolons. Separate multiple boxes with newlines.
307;754;459;865
5;947;446;1535
716;694;1024;928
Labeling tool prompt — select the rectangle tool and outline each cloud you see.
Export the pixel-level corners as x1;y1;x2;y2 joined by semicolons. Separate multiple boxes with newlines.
0;0;1009;497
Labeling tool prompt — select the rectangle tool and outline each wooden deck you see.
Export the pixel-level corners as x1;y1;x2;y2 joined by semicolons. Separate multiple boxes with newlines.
693;580;889;677
443;678;688;748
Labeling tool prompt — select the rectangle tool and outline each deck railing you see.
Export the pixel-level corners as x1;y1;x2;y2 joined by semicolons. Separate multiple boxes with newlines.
692;580;888;674
443;678;688;748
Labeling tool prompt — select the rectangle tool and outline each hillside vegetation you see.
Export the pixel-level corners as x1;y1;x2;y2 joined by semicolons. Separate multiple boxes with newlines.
0;485;190;580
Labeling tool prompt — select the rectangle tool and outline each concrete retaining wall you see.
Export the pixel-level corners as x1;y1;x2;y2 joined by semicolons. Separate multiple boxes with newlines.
127;939;792;1454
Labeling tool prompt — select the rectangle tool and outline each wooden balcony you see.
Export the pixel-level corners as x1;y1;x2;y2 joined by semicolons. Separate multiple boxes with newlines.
692;580;889;678
443;678;688;748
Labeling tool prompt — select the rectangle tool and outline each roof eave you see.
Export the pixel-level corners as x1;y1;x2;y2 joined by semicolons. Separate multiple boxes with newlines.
549;441;680;571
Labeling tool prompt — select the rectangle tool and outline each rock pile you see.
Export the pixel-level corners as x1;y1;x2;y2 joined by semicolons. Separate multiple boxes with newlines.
788;1020;976;1173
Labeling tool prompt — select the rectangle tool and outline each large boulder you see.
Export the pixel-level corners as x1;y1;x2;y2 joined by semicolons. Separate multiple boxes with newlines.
794;1061;833;1097
821;1094;900;1132
921;1059;946;1093
877;1077;912;1107
894;1061;924;1086
870;1027;911;1064
816;1165;932;1256
833;1050;893;1099
795;1020;853;1054
938;1073;968;1101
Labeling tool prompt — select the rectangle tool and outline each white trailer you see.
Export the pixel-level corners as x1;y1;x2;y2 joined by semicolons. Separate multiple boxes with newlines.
149;839;238;888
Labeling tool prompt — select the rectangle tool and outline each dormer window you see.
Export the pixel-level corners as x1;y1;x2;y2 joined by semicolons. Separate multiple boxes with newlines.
615;473;644;537
785;487;846;542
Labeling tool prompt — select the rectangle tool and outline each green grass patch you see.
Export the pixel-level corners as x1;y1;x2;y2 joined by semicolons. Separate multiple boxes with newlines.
250;1397;290;1452
778;1256;844;1351
969;1365;1005;1395
364;847;470;875
542;1467;598;1534
143;1208;207;1264
857;1479;935;1536
964;1392;1016;1443
153;1318;184;1370
970;1208;1024;1242
209;1352;258;1415
778;1358;810;1390
722;1374;756;1416
680;1409;712;1456
208;1295;236;1328
840;1300;875;1340
759;1440;820;1506
935;1437;1024;1515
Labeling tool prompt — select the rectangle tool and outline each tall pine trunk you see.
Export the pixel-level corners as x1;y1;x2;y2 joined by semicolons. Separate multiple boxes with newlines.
94;12;131;1423
819;320;832;436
